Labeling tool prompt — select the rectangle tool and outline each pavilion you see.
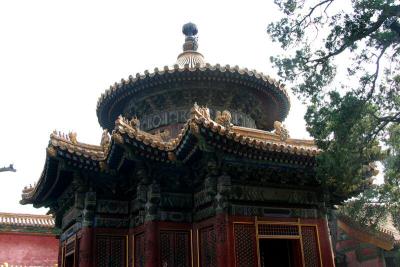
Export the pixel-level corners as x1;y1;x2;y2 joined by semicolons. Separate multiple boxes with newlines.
21;22;337;267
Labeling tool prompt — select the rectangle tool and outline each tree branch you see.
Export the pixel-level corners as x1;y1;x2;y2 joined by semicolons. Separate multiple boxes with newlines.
297;0;334;26
312;16;388;63
367;44;389;99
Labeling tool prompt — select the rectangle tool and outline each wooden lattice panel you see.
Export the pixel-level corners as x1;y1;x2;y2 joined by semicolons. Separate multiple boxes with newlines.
160;231;191;267
160;232;174;266
175;232;190;267
234;223;257;267
134;233;145;267
199;226;216;267
95;235;126;267
96;236;110;267
301;226;321;267
258;224;299;236
110;237;126;267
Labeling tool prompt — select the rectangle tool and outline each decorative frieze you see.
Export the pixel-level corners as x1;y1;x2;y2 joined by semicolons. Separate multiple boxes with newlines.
231;204;318;218
96;200;129;215
94;216;129;228
137;108;256;131
160;193;192;209
159;211;191;222
230;185;318;205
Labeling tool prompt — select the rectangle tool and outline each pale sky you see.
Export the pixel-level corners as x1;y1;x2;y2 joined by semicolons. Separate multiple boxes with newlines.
0;0;310;215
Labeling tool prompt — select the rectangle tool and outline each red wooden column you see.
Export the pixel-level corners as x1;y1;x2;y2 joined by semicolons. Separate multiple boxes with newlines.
318;217;335;267
144;221;159;267
215;213;230;267
79;227;94;267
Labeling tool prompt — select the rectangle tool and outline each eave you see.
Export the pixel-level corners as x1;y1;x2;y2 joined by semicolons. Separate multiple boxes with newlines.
22;104;319;206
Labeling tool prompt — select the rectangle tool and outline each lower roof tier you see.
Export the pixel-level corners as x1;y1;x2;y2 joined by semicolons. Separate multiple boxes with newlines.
22;103;320;207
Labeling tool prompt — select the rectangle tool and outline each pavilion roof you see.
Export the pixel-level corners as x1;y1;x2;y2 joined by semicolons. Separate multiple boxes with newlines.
21;103;319;206
96;63;291;132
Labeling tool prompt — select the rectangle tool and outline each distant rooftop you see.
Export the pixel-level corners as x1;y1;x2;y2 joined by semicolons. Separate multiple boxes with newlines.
0;212;54;229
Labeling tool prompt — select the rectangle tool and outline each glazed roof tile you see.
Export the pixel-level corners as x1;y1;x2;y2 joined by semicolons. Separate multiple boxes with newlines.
97;63;289;109
49;131;106;161
0;212;54;228
113;104;318;157
22;104;318;205
96;63;291;131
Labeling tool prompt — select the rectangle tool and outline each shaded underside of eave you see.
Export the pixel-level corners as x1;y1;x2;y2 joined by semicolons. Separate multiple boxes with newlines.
21;151;103;206
20;156;59;206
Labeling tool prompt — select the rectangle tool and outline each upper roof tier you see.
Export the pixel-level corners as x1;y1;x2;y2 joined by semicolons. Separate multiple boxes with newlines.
96;23;290;133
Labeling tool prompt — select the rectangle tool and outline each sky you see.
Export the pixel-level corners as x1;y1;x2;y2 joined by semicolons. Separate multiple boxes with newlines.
0;0;311;215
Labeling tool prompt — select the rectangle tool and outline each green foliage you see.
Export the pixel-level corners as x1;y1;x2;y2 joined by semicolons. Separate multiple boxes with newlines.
269;0;400;229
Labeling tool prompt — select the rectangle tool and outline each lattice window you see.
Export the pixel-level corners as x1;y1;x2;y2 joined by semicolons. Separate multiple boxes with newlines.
110;237;126;267
234;223;257;267
301;226;321;267
95;235;126;267
160;231;191;267
134;233;145;267
175;232;190;267
258;224;299;236
96;236;110;267
199;226;216;267
160;232;174;267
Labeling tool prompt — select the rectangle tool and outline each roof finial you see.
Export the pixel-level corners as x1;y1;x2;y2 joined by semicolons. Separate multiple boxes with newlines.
177;22;205;68
182;22;198;52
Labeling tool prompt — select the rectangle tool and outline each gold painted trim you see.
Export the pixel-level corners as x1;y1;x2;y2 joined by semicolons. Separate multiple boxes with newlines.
190;229;194;267
314;225;323;267
257;221;301;225
126;235;129;267
132;234;135;267
258;235;301;239
256;218;325;267
196;229;200;267
232;221;254;224
299;223;306;267
255;218;261;267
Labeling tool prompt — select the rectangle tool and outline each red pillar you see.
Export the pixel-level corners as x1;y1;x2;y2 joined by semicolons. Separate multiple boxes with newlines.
144;221;159;267
319;217;335;267
79;227;94;267
215;213;230;267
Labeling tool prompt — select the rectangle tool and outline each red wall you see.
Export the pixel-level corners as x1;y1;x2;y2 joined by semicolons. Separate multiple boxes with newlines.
0;232;58;267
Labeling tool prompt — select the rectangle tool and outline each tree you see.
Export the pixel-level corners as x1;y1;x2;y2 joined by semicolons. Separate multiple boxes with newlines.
268;0;400;229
